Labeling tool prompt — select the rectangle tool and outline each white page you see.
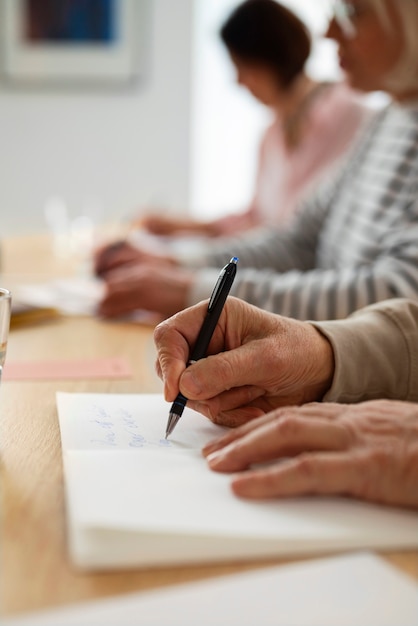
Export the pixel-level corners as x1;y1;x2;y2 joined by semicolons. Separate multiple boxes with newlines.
65;447;418;542
57;392;418;570
56;392;225;451
16;279;158;322
57;392;236;568
17;278;104;315
4;553;418;626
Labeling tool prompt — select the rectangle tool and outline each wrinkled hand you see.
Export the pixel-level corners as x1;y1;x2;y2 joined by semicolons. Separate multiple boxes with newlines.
202;400;418;509
94;240;175;277
141;213;257;238
154;297;334;427
140;214;207;236
97;263;193;318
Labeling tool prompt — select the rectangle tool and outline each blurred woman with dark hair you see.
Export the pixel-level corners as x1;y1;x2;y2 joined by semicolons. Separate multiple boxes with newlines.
137;0;370;238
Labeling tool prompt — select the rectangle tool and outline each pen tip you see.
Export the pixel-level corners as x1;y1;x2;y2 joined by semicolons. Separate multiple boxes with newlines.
165;412;181;439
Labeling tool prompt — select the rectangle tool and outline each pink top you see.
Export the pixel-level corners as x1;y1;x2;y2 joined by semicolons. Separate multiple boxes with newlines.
248;82;372;227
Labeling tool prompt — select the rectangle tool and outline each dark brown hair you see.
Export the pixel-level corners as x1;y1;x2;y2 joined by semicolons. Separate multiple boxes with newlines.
220;0;311;88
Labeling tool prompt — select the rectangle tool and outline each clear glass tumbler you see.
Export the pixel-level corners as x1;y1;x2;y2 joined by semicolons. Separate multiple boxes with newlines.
0;288;12;384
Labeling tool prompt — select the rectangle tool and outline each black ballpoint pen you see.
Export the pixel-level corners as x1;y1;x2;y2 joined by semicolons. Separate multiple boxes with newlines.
165;256;238;438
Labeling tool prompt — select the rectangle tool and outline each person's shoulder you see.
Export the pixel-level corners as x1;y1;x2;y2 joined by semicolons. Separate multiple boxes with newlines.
381;99;418;133
306;82;372;146
257;115;284;154
392;98;418;120
312;81;371;121
320;81;369;110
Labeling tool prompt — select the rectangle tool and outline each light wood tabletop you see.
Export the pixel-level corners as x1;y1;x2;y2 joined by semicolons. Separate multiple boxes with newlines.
1;233;417;618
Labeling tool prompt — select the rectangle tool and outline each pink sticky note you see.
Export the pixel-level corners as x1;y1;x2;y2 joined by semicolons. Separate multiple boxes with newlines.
3;357;132;381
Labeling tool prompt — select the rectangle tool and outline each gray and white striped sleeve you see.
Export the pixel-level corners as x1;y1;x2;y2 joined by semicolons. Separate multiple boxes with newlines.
188;196;418;319
187;185;333;306
186;105;418;319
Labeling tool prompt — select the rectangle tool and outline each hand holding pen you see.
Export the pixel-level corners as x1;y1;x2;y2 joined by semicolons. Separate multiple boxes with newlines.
155;291;334;433
165;257;238;438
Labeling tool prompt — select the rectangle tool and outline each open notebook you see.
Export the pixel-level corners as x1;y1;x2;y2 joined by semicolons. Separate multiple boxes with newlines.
57;392;418;571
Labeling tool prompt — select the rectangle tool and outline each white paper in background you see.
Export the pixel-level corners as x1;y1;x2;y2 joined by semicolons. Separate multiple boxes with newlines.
4;553;418;626
16;277;159;322
16;277;104;315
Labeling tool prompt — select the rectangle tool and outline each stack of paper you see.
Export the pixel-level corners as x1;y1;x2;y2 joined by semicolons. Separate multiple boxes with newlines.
16;277;104;316
16;277;160;322
57;393;418;571
10;300;60;328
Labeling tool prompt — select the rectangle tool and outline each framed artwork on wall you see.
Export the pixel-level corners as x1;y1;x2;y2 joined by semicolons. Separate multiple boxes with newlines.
0;0;149;88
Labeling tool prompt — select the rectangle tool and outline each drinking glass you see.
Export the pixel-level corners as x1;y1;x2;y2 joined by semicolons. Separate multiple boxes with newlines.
0;288;11;384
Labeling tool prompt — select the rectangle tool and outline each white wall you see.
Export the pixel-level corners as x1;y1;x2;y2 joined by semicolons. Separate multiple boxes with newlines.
190;0;270;219
0;0;195;236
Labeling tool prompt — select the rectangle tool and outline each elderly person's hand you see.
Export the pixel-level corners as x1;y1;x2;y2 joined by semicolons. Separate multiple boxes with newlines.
154;297;334;427
97;262;193;318
94;240;175;277
139;214;220;237
202;400;418;509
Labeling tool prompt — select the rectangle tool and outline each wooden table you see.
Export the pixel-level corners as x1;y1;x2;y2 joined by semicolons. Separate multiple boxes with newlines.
1;233;417;618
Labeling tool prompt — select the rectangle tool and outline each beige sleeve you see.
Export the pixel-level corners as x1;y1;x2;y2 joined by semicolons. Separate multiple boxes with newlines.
310;299;418;403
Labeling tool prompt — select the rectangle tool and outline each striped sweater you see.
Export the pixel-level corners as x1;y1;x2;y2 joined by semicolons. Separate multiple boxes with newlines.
188;101;418;320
